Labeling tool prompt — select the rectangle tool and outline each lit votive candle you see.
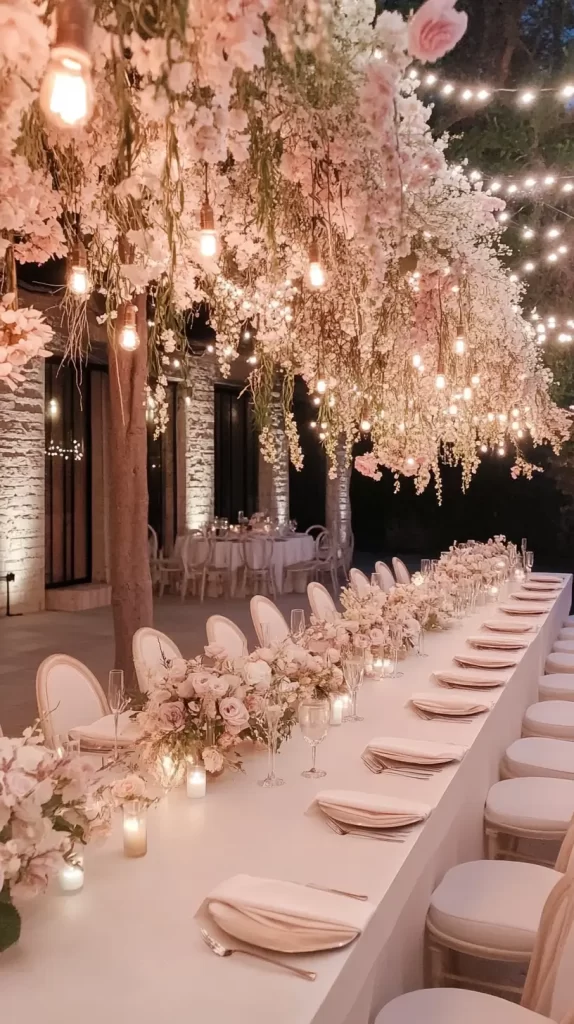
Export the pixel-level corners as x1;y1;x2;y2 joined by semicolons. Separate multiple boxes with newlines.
372;657;384;678
330;695;345;726
59;854;84;893
186;762;207;799
122;801;148;858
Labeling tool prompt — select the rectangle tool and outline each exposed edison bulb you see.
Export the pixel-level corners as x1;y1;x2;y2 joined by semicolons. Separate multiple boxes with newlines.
118;304;140;352
360;418;371;432
308;241;326;289
517;429;524;439
316;378;327;394
463;386;472;402
435;373;446;390
412;353;422;368
511;420;520;430
498;412;507;423
406;456;415;466
480;444;488;453
199;204;217;257
512;407;520;417
448;403;458;416
487;412;495;423
454;337;465;355
69;264;90;296
471;373;480;386
498;446;505;456
40;48;94;128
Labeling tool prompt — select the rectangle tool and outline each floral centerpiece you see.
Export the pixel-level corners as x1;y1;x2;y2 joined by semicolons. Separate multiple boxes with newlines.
437;537;511;587
0;729;106;952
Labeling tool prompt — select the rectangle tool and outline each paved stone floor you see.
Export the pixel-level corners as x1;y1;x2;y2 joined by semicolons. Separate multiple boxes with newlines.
0;590;320;735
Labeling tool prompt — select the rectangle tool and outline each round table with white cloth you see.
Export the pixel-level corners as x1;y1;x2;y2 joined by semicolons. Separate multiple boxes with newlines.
181;533;315;594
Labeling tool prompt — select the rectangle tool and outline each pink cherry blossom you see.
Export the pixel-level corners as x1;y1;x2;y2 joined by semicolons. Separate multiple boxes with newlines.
407;0;468;63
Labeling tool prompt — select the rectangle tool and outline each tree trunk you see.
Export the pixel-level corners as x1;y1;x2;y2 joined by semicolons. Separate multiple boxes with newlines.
108;293;153;692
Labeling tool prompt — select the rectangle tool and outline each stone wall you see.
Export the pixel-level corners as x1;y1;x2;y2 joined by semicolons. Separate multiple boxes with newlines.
0;360;46;613
258;388;289;524
326;442;352;547
184;359;215;530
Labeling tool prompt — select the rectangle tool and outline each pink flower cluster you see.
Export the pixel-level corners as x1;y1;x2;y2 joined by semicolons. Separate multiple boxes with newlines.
355;453;382;481
0;295;53;391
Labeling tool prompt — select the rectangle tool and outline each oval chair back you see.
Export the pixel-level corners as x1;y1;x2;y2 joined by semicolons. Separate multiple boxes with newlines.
36;654;109;749
392;557;411;585
132;627;183;694
206;615;248;659
250;595;290;646
349;567;371;598
307;582;338;623
375;560;396;594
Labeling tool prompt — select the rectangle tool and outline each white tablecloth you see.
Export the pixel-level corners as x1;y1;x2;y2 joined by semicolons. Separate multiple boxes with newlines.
181;533;315;594
3;577;571;1024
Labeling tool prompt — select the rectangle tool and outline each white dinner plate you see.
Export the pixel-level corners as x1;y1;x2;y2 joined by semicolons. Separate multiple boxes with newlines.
483;620;535;634
432;669;507;689
453;651;520;670
467;635;529;651
514;591;555;602
500;603;551;616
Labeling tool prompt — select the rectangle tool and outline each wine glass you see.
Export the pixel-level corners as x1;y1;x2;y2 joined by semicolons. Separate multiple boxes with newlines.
414;621;427;658
342;655;364;722
389;624;404;677
108;669;125;762
421;558;431;577
525;550;534;574
298;698;330;779
258;701;284;788
290;608;306;641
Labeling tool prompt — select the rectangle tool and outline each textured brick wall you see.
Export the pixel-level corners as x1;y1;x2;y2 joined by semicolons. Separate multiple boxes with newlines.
258;388;289;524
0;360;46;612
326;442;352;547
184;359;215;530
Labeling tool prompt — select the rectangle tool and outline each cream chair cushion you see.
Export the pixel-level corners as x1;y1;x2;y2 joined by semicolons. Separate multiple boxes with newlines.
428;860;561;953
558;628;574;641
523;701;574;740
375;987;549;1024
504;737;574;780
486;777;574;833
546;653;574;674
552;641;574;654
565;616;574;626
539;674;574;701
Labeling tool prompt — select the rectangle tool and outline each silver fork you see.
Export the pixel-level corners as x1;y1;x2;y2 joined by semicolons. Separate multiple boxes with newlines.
324;815;409;842
200;929;316;981
361;752;431;780
411;708;475;724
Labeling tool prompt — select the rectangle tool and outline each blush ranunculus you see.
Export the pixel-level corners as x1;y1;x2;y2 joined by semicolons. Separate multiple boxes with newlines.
407;0;467;63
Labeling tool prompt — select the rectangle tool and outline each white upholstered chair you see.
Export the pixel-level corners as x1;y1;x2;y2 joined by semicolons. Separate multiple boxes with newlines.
501;738;574;781
552;641;574;654
539;674;574;701
180;533;211;601
132;627;183;694
375;560;396;594
307;581;338;623
392;556;411;585
423;816;574;996
206;615;248;659
558;628;574;641
158;534;186;597
250;595;290;646
36;654;110;749
546;652;574;674
243;537;276;597
522;701;574;741
349;567;371;598
485;776;574;864
376;866;574;1024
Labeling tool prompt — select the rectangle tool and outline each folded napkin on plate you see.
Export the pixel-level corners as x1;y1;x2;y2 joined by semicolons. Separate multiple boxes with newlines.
522;582;562;592
500;603;551;616
531;574;562;584
70;712;139;748
483;619;535;634
514;592;555;602
367;735;466;762
433;668;507;688
467;634;529;650
411;691;490;716
202;874;373;953
313;789;431;830
454;650;520;669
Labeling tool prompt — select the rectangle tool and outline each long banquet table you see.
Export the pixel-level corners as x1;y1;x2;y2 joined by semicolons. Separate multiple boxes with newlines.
3;576;571;1024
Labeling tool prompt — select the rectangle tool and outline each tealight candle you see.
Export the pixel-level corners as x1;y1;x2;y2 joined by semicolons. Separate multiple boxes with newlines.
58;854;84;893
372;656;384;678
122;801;147;858
330;695;345;726
186;763;207;799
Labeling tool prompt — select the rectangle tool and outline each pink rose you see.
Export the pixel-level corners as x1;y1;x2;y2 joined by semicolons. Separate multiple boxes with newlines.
218;697;250;735
156;701;186;733
407;0;467;63
110;773;147;805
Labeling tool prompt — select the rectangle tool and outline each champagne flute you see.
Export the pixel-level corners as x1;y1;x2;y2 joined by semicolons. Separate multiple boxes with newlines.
108;669;125;762
389;624;404;677
342;655;364;722
298;699;330;779
414;621;427;658
421;558;431;577
525;550;534;574
290;608;306;641
258;701;284;788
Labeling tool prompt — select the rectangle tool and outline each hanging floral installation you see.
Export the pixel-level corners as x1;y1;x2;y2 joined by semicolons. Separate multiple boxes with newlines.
0;0;570;492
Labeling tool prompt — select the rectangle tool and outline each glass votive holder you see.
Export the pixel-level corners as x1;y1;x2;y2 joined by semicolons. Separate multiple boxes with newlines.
382;656;395;678
122;800;148;858
186;761;207;799
487;584;499;602
58;851;84;893
329;694;346;726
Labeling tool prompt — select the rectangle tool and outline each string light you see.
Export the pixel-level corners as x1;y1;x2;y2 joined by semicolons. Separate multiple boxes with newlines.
435;373;446;390
360;418;372;432
316;378;327;394
199;164;217;257
308;241;326;289
418;68;574;109
45;439;84;461
118;304;140;352
67;240;90;296
454;336;466;355
471;374;480;386
40;0;94;128
412;353;422;368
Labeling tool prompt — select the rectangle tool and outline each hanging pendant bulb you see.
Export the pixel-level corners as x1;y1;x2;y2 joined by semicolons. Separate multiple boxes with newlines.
360;418;371;433
118;304;140;352
67;239;90;296
308;241;326;289
435;373;446;390
199;203;217;258
454;336;466;355
40;0;94;128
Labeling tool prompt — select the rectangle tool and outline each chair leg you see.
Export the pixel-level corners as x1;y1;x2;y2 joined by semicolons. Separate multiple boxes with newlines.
485;826;500;860
426;936;448;988
200;569;207;603
181;575;188;602
159;573;165;598
330;565;337;593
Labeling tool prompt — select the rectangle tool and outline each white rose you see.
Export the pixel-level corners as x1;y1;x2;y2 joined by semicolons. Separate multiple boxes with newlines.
243;660;272;691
